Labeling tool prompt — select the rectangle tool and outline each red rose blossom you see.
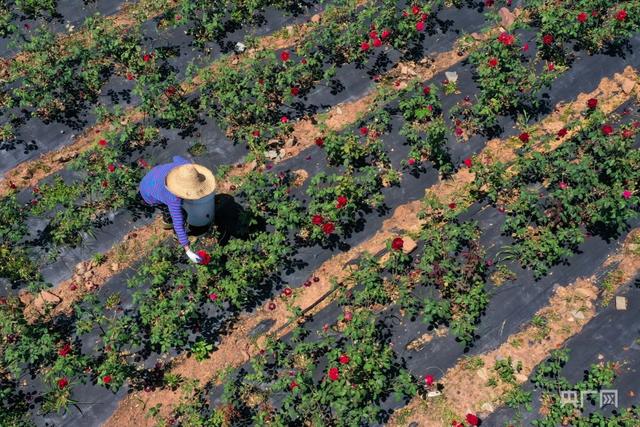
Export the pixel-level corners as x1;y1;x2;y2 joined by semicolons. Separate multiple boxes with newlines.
622;129;634;138
339;354;350;364
623;190;632;199
587;98;598;109
268;302;276;310
328;367;340;381
126;72;135;80
559;181;568;190
519;132;530;143
315;137;324;147
103;375;112;384
391;237;404;251
547;63;555;72
369;30;378;39
557;128;568;137
425;375;434;386
416;21;425;31
196;250;211;265
98;139;107;146
252;130;260;137
449;202;456;209
280;50;290;61
466;413;480;426
360;127;368;136
322;222;335;235
290;380;298;390
602;124;613;136
577;12;588;23
372;37;382;48
463;158;472;168
283;287;293;296
209;293;218;301
107;164;116;173
488;57;498;68
381;29;391;40
290;87;300;96
143;54;152;62
280;116;289;124
361;41;370;51
498;32;514;46
344;311;353;321
336;196;348;209
423;86;430;95
408;158;416;166
57;378;69;389
542;34;554;45
616;10;627;21
312;214;324;225
101;180;109;188
58;343;72;357
412;5;420;15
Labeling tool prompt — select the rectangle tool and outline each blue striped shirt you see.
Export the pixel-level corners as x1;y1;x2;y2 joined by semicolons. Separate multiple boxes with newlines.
139;156;189;246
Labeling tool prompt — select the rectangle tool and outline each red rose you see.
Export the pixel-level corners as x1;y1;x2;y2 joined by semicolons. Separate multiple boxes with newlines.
616;10;627;21
391;237;404;251
312;214;324;225
449;202;456;209
622;129;634;138
322;222;335;235
425;375;434;386
412;5;420;15
369;30;378;39
315;137;324;147
547;63;555;72
416;21;425;31
328;367;340;381
423;86;430;95
143;54;151;62
360;127;368;136
103;375;112;384
126;72;135;81
107;164;116;173
522;42;529;52
8;181;16;189
98;139;107;146
372;38;382;48
209;292;218;301
518;132;530;143
344;311;353;321
602;124;613;136
421;13;429;22
557;128;568;137
339;354;350;364
587;98;598;109
290;380;298;390
488;57;498;68
280;50;290;61
280;116;289;124
283;287;293;296
252;130;260;137
623;190;632;199
196;250;211;265
268;302;276;310
455;127;463;137
577;12;587;23
57;378;69;389
58;343;72;357
466;413;480;426
452;422;463;427
361;41;370;51
165;86;176;96
542;34;554;45
463;158;472;168
408;158;416;166
101;180;109;188
336;196;348;209
69;283;77;291
497;32;514;46
175;14;182;20
291;86;300;96
138;158;149;169
381;29;391;40
559;181;568;190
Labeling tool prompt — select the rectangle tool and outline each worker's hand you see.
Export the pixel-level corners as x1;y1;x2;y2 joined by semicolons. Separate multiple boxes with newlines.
185;248;202;264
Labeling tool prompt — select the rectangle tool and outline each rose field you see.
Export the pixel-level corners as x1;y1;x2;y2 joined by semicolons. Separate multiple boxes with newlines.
2;0;640;426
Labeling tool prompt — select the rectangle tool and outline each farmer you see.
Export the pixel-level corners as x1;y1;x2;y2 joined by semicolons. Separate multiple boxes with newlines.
139;156;216;263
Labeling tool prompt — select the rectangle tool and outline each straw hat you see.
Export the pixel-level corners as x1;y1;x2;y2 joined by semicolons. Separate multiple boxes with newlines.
165;163;216;200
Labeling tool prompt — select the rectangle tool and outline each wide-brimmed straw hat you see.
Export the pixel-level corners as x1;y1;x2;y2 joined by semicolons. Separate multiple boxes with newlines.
165;163;216;200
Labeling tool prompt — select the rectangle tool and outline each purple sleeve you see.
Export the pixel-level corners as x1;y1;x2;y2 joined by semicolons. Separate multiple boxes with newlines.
167;198;189;246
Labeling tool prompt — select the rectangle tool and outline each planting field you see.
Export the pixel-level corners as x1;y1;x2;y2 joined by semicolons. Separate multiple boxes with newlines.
2;0;640;426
